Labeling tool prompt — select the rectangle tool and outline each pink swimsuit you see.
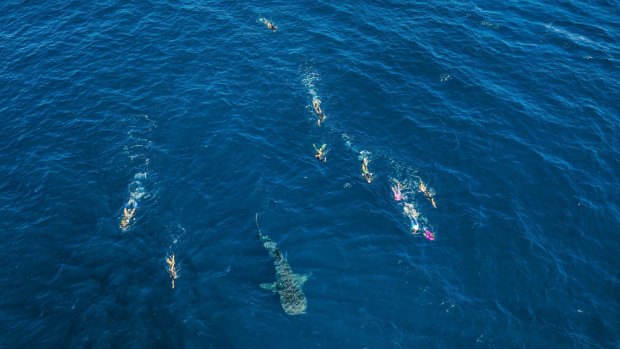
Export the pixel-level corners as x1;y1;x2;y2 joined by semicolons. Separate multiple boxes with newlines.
391;186;403;201
423;228;435;241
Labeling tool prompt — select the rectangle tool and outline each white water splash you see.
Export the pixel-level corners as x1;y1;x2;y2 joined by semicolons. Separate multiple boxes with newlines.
440;73;452;82
301;66;321;98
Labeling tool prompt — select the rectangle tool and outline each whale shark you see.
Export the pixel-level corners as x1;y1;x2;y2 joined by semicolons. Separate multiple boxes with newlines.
255;214;308;315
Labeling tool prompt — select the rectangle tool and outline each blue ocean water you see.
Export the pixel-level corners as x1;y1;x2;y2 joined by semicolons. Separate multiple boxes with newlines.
1;0;619;347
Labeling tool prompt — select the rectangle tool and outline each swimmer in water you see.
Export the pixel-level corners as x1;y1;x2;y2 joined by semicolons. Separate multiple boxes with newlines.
361;158;373;183
391;179;405;201
403;203;420;233
313;143;327;162
419;179;437;208
120;200;137;229
259;18;277;32
312;97;326;126
423;227;436;241
166;254;179;289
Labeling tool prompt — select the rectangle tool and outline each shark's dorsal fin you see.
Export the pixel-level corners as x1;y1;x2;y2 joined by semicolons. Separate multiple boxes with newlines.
260;282;277;293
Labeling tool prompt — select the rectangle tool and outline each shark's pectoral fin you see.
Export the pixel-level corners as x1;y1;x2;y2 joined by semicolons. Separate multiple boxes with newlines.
260;282;278;293
294;273;310;286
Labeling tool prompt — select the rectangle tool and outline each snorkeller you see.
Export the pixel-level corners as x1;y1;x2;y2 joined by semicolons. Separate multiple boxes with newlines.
361;158;373;183
120;199;138;229
391;179;405;201
312;97;326;126
313;143;327;162
259;18;277;32
419;179;437;208
403;203;420;233
423;228;436;241
166;254;179;289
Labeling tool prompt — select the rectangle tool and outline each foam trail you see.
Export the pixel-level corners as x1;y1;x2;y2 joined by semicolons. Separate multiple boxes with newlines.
342;133;359;153
119;114;155;232
301;67;320;98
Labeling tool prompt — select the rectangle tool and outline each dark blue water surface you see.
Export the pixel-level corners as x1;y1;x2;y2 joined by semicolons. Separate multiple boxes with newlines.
1;0;619;348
